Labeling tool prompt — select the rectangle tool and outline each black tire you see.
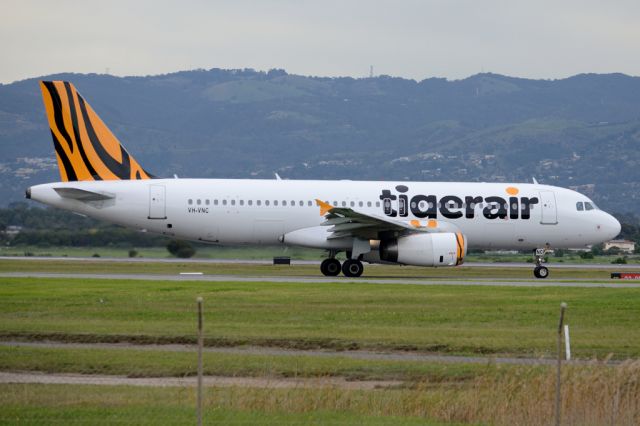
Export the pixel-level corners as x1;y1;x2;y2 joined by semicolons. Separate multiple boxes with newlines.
342;259;364;277
533;266;549;279
537;266;549;279
321;258;341;276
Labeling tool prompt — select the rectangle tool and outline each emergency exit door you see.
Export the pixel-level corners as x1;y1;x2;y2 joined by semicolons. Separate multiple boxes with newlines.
148;185;166;219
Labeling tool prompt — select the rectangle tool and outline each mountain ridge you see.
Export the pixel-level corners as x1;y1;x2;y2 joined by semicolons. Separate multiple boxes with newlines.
1;68;639;212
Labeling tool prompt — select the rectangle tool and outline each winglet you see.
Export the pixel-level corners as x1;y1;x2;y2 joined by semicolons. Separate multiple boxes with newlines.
315;199;333;216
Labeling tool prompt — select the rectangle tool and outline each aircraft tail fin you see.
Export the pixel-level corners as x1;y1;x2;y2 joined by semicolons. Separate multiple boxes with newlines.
39;81;154;182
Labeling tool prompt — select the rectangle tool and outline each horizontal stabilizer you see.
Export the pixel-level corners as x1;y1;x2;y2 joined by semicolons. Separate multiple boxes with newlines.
54;187;115;201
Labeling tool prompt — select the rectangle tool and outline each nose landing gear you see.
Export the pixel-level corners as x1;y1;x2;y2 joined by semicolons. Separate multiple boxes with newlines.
533;248;549;279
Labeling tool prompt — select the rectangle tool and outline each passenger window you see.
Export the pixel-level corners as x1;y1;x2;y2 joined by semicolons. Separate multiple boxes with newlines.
257;200;261;206
350;201;355;207
239;200;244;206
282;200;287;206
265;200;269;206
333;201;338;206
274;200;278;206
291;200;295;206
231;200;235;206
205;199;210;205
214;199;219;206
248;200;252;206
197;199;201;205
299;200;303;206
376;201;380;207
359;201;363;207
188;199;193;205
342;201;346;207
367;201;372;207
576;202;584;211
308;201;312;206
222;200;227;206
585;202;594;211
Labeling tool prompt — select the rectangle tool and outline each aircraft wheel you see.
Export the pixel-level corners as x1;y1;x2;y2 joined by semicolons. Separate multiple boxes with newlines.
321;258;341;276
534;266;549;279
342;259;364;277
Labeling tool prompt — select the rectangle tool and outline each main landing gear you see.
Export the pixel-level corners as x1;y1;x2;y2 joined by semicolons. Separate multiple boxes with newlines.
533;248;550;279
320;252;364;277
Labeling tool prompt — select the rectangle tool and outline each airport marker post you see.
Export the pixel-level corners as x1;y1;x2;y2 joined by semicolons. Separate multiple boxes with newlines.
555;302;567;426
197;297;204;426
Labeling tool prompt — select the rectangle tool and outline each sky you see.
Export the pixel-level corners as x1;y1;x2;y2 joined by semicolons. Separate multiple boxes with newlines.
2;0;640;84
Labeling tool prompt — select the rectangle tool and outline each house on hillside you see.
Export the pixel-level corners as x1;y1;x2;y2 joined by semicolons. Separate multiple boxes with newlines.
603;240;636;254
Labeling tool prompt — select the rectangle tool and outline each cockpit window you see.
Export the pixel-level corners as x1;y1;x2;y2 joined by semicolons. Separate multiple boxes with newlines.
576;202;584;211
585;202;594;211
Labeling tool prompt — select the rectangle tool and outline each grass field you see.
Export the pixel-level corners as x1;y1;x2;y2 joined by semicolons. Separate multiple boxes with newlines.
0;345;494;381
1;276;639;358
1;262;639;424
2;361;639;425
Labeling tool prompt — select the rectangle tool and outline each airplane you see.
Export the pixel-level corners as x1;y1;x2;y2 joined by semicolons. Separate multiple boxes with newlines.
26;81;621;278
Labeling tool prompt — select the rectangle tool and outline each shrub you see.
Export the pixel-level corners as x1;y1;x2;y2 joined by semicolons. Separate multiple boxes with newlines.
612;257;628;264
167;240;196;258
128;249;138;258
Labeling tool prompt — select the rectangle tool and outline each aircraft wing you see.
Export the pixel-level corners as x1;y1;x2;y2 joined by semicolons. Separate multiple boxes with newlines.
315;199;460;240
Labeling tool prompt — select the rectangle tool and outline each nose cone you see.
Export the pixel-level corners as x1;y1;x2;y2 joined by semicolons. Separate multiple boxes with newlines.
603;213;621;241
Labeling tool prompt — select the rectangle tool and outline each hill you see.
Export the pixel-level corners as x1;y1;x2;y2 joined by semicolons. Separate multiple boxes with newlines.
1;69;639;212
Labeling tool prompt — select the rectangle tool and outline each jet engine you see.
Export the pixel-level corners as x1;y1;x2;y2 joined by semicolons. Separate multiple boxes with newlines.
378;232;466;267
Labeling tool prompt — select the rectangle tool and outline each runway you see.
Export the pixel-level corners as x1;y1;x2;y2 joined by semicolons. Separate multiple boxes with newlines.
2;271;639;287
2;255;640;269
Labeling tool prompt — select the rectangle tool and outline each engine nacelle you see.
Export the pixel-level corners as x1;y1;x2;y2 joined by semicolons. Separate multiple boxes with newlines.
378;232;466;267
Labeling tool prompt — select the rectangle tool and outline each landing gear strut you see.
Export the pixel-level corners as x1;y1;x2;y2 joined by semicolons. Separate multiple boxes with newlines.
533;248;549;279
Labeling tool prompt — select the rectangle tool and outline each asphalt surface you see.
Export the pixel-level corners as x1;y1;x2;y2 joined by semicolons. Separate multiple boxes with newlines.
1;271;639;287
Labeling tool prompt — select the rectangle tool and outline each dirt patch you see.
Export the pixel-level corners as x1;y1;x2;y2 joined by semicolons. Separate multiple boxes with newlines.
0;371;401;390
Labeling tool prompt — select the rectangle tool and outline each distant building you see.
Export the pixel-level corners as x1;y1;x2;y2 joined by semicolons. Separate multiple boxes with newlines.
3;225;22;236
603;240;636;254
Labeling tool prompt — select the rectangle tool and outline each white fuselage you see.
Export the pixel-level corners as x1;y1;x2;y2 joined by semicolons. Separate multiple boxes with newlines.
28;178;621;251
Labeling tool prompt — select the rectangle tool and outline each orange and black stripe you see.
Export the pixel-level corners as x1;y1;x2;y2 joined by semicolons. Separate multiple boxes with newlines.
40;81;154;182
454;232;466;266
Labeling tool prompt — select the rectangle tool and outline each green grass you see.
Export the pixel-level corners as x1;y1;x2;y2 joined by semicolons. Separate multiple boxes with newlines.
1;276;639;358
3;361;639;425
0;384;452;425
0;345;493;381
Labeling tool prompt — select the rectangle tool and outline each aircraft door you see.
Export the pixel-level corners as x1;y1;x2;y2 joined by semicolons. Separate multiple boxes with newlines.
148;185;167;219
539;190;557;225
